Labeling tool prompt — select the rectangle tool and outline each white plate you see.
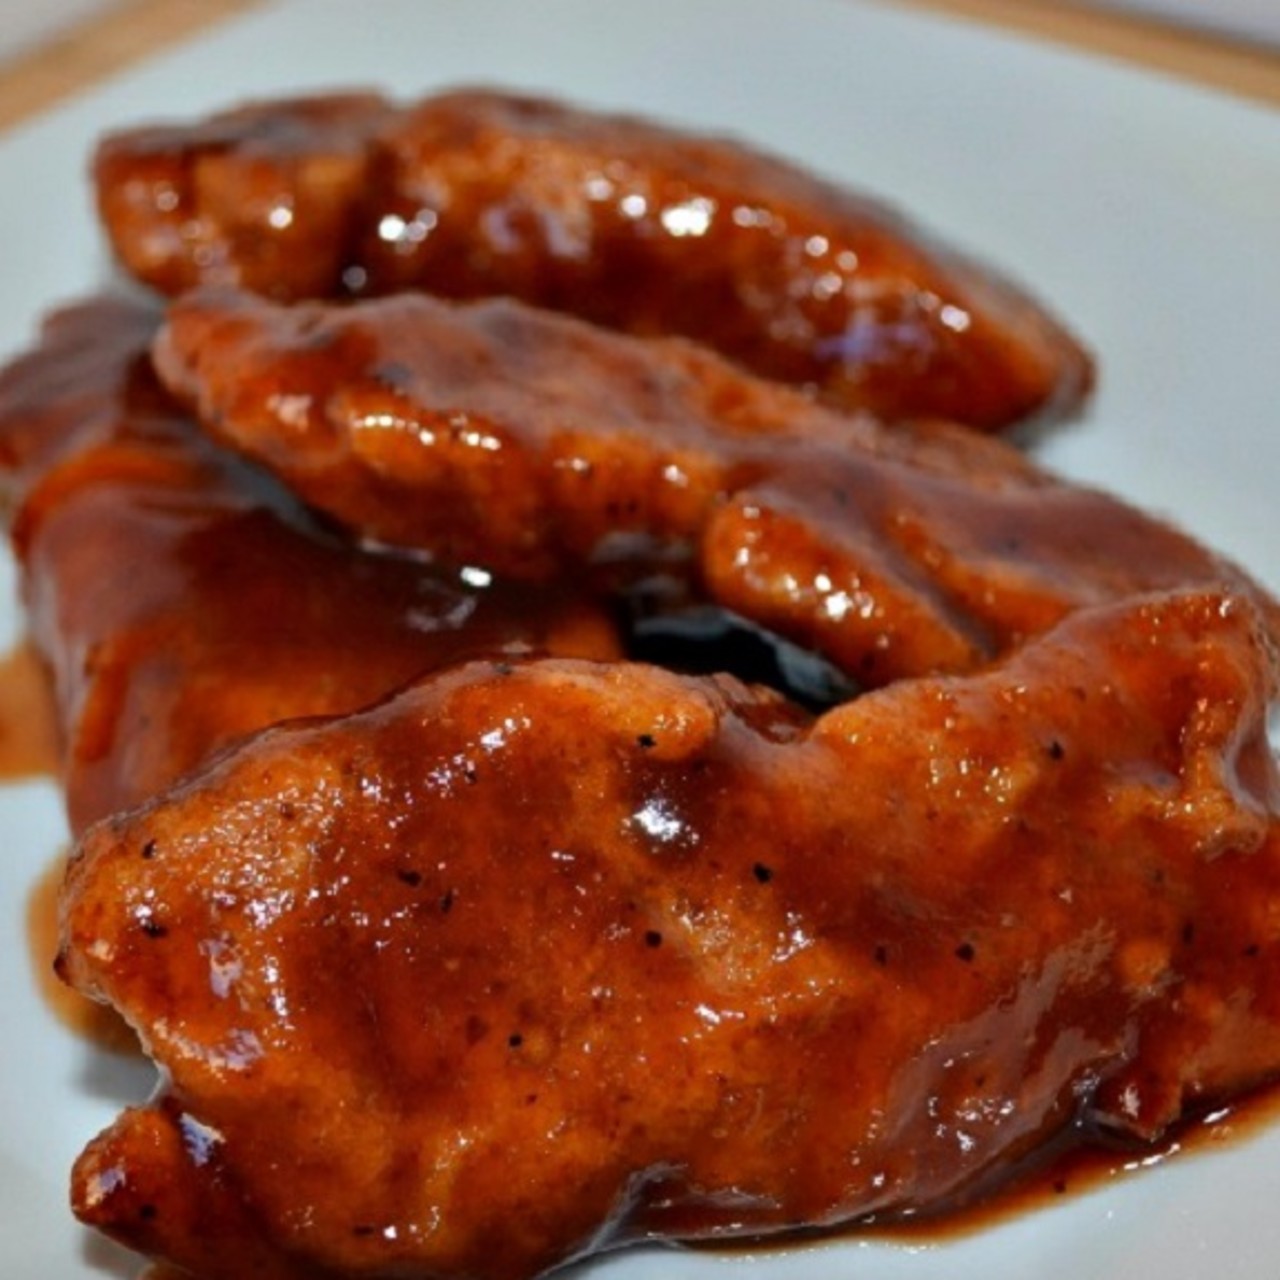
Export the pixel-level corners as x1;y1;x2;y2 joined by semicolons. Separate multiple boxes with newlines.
1;1;1278;1277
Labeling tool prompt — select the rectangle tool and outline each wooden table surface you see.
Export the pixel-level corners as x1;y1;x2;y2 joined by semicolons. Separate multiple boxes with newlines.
0;0;1276;135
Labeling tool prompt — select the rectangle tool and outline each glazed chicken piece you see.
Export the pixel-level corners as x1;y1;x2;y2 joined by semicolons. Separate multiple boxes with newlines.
61;589;1280;1280
94;93;390;305
94;87;1092;430
0;296;619;831
155;287;1273;688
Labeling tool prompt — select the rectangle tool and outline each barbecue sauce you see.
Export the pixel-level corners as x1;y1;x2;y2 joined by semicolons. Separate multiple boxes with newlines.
0;640;57;779
26;853;138;1054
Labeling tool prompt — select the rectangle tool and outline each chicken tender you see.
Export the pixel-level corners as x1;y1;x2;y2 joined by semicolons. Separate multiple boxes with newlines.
94;88;1092;429
61;590;1280;1280
154;287;1272;687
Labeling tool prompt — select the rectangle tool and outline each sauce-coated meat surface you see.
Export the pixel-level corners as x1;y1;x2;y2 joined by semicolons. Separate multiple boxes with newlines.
39;295;1280;1280
154;287;1273;688
62;593;1280;1280
0;297;619;831
94;87;1093;430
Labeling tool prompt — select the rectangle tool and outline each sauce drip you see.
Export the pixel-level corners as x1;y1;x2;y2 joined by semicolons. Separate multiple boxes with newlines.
0;640;58;780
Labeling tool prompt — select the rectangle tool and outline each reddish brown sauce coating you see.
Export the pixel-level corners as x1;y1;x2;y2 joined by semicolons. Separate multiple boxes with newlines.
0;641;58;780
0;296;619;832
94;87;1093;430
61;592;1280;1280
8;292;1280;1280
155;287;1274;688
27;852;137;1053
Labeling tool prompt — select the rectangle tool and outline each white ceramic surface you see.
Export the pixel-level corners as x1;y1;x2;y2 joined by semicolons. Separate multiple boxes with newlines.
0;1;1277;1277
